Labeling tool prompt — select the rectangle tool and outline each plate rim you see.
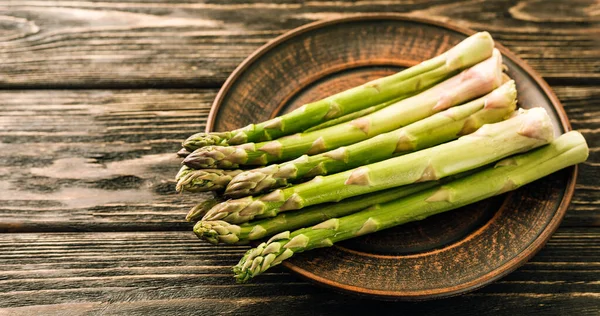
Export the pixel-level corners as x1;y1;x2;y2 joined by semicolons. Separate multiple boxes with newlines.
206;14;578;300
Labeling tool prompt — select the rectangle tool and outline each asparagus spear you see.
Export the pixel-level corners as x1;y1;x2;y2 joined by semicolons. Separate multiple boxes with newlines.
233;131;589;282
175;165;192;181
186;198;222;222
194;170;478;244
303;96;405;132
175;165;243;193
202;107;554;224
225;80;517;198
182;32;495;151
306;72;515;133
184;50;504;169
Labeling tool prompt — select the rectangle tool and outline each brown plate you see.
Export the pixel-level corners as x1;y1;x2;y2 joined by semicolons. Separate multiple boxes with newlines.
207;15;576;300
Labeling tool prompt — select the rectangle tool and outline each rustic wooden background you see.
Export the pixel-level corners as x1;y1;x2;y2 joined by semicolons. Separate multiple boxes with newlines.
0;0;598;315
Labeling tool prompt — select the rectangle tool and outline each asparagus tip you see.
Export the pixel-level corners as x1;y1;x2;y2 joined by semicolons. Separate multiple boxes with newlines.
183;146;245;169
186;198;222;222
182;132;231;151
193;220;242;244
177;147;191;158
233;241;293;283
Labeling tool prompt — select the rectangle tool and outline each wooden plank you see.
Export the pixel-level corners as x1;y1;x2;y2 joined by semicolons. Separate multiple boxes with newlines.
555;85;600;226
0;0;597;88
0;86;598;231
0;228;598;314
0;89;214;231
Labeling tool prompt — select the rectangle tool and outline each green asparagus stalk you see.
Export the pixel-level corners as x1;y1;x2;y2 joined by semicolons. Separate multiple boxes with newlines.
186;198;222;222
184;50;503;169
175;165;243;193
233;131;589;282
224;80;517;198
303;96;405;132
305;72;513;134
182;32;495;151
194;170;478;244
202;107;554;224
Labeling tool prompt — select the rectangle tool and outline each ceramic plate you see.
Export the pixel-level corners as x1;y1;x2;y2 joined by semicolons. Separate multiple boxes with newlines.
207;15;576;300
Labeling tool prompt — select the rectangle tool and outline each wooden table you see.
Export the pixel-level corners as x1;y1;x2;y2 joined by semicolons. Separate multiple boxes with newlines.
1;1;598;315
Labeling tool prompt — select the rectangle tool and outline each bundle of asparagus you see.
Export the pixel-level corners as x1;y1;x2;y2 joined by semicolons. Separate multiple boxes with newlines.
174;31;588;283
224;80;517;197
183;49;503;169
233;131;589;282
182;32;495;151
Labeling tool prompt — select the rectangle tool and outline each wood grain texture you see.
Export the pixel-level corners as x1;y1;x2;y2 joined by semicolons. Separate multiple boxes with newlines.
0;0;596;88
0;0;596;312
555;85;600;226
0;229;598;314
0;89;217;232
0;86;598;231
